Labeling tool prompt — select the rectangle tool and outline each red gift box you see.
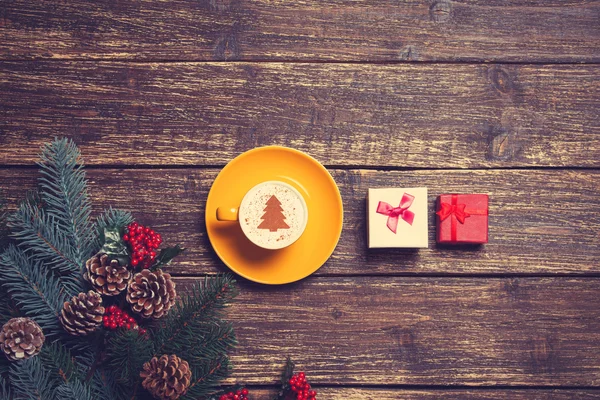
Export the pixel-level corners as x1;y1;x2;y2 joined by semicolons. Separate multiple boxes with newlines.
436;194;488;244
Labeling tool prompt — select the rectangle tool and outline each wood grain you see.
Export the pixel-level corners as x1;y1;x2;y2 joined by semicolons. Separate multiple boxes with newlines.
178;276;600;385
245;388;600;399
1;1;599;62
0;62;598;168
0;168;597;275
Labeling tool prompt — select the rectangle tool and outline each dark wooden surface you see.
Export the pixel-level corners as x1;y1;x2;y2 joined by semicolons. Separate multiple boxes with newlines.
1;63;598;168
1;1;599;62
1;1;599;398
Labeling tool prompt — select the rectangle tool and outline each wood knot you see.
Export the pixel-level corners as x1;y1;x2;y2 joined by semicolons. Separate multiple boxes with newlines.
399;45;419;61
503;278;520;300
430;1;452;23
488;67;514;95
331;308;344;320
530;336;555;373
382;326;422;365
209;0;233;12
214;33;240;60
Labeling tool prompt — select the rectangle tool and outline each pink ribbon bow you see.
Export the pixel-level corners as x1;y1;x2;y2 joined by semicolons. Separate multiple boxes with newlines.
376;193;415;234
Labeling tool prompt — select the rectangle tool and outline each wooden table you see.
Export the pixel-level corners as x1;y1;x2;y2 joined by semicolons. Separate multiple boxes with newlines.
1;1;599;398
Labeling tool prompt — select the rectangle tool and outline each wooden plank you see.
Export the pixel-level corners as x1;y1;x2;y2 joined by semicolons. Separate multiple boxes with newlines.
181;277;600;385
246;388;600;399
0;168;597;275
0;63;598;168
1;1;599;62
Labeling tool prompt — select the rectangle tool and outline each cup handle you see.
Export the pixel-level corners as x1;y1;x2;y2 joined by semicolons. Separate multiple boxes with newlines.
216;207;239;221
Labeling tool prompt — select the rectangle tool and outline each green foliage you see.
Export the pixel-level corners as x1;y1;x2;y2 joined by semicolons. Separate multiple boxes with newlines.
273;357;296;400
0;139;236;399
9;357;53;400
0;375;11;400
53;380;93;400
183;356;232;400
0;245;67;337
37;138;95;267
8;196;84;295
89;368;129;400
99;228;130;266
152;244;185;270
92;207;133;254
105;330;154;389
152;274;238;355
151;274;238;399
38;342;83;385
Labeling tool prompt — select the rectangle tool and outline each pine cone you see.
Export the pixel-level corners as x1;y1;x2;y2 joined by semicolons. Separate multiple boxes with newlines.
0;317;44;361
84;253;131;296
59;290;105;336
126;269;176;319
140;354;192;400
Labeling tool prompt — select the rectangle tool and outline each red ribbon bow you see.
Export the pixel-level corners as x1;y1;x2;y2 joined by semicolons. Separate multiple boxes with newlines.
436;203;470;224
376;193;415;234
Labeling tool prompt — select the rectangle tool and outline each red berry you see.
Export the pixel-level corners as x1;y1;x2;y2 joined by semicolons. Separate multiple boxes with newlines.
131;259;139;266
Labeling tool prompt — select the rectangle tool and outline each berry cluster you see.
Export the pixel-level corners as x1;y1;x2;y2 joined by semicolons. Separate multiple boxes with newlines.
123;222;162;269
103;305;146;335
289;372;316;400
219;388;249;400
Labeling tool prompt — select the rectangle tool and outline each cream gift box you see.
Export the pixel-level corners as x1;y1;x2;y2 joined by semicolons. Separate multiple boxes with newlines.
367;187;428;248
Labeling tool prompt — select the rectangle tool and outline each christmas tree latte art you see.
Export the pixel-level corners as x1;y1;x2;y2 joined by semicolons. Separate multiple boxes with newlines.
239;181;308;250
0;139;237;400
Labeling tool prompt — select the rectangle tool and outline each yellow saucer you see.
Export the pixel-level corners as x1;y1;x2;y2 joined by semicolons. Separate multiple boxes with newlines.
205;146;343;284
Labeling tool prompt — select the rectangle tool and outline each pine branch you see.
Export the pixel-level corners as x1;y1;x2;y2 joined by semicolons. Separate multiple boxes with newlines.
273;357;296;400
0;374;12;400
152;274;238;355
54;380;93;400
0;285;14;326
163;321;236;364
0;191;9;250
37;138;95;269
182;356;232;400
9;357;53;400
38;341;83;386
90;367;130;400
91;208;134;254
0;245;67;337
105;330;154;388
9;198;84;296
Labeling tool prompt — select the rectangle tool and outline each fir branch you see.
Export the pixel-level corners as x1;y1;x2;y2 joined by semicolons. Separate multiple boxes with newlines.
0;375;11;400
54;380;93;400
165;322;236;364
37;138;95;268
105;330;154;388
152;274;238;355
9;357;53;400
0;245;67;337
9;198;84;296
273;357;296;400
38;341;83;386
0;192;9;250
182;356;232;400
92;208;133;254
90;368;129;400
0;353;9;389
0;285;14;326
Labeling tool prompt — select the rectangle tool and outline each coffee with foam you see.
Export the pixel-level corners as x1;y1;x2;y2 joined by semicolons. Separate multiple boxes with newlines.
239;181;308;250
